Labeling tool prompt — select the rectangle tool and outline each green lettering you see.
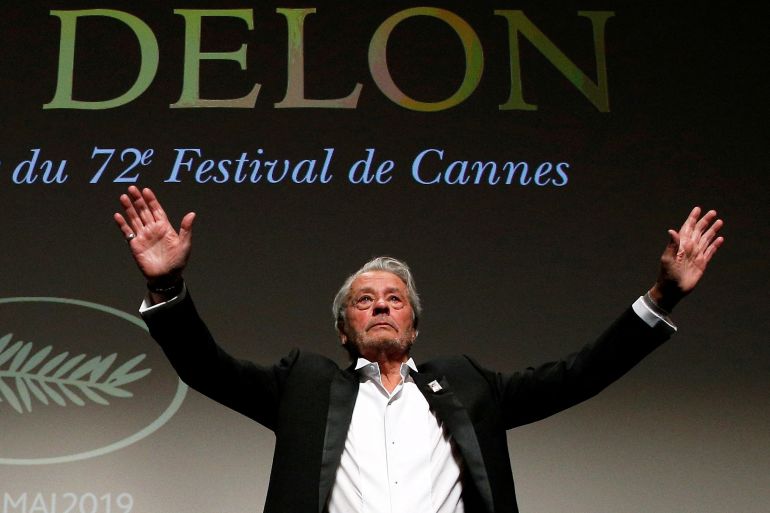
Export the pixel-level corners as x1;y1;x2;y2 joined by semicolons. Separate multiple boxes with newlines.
369;8;483;112
494;10;614;111
44;10;158;109
275;8;362;108
171;9;260;108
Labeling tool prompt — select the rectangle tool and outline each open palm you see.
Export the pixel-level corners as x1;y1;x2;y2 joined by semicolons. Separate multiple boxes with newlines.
653;206;724;311
114;186;195;283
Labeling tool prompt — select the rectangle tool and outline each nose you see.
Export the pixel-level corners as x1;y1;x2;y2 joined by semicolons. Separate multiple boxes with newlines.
372;297;389;315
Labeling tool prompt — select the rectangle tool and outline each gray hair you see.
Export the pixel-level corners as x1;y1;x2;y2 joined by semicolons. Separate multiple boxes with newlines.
332;256;422;331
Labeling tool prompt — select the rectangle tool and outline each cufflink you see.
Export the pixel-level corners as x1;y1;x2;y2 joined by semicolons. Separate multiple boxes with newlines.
428;380;443;393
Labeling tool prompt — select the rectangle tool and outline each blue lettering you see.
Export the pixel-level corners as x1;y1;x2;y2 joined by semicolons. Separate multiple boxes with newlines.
411;148;443;184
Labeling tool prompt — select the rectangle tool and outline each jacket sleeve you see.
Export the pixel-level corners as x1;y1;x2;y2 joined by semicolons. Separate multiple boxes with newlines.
468;306;673;429
141;291;297;431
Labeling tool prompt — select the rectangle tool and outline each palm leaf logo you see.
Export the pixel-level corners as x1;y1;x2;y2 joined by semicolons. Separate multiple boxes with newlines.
0;333;151;413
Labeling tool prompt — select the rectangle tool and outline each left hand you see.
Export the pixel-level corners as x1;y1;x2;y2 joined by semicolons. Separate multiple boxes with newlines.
649;206;724;312
114;186;195;293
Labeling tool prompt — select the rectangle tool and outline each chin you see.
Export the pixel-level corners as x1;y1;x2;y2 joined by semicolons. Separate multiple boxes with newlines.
353;336;413;358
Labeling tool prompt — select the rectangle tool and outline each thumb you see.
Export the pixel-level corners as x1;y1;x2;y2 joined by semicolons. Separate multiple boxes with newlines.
661;229;679;259
179;212;196;243
667;229;679;248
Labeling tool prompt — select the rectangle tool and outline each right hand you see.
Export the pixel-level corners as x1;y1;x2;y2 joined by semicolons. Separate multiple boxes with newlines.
114;186;195;286
648;206;724;312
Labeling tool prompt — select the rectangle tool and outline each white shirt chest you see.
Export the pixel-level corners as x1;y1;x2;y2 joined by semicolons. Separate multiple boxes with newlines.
328;359;464;513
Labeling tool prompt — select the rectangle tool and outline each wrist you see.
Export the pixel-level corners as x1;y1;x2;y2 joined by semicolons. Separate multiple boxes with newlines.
648;283;681;313
147;275;184;302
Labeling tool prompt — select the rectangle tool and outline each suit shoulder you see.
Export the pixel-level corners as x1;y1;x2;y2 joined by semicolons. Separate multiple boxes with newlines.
289;349;343;373
419;354;487;375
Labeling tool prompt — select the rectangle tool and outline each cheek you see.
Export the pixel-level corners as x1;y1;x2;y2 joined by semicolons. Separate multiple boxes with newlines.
396;312;415;331
346;311;368;332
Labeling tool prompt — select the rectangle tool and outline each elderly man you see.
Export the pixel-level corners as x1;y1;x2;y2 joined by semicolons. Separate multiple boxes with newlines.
115;186;723;513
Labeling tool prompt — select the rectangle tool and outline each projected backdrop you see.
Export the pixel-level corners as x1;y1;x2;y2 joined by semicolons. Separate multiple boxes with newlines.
1;2;766;513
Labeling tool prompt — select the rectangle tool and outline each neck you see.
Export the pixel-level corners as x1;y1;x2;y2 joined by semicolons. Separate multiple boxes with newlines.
379;360;406;393
361;350;409;393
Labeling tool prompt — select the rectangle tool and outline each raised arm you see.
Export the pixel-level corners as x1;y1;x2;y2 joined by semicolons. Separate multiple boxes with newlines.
648;206;725;312
493;207;725;428
114;186;196;304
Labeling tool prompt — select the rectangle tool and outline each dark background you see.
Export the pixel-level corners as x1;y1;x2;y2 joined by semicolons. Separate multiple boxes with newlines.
1;2;767;512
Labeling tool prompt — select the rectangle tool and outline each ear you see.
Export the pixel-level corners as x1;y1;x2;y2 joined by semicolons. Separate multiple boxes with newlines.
337;326;348;346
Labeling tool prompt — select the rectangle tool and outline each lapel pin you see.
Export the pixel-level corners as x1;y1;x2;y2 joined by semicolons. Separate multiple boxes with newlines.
428;380;443;393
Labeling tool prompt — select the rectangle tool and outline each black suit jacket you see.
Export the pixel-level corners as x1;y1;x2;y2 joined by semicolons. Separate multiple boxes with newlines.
143;293;671;513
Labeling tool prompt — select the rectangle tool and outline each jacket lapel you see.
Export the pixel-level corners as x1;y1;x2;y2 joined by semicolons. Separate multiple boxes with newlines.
412;371;495;513
318;368;359;513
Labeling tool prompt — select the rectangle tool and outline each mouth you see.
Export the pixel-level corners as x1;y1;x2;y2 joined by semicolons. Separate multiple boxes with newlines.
367;320;396;331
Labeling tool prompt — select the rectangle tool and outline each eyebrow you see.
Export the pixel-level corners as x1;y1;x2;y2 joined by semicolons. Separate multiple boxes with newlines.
354;286;404;295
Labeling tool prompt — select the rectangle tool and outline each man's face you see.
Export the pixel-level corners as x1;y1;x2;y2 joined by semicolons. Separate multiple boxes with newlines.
339;271;417;360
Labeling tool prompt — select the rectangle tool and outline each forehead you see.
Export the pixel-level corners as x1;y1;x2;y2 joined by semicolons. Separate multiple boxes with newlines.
349;271;407;293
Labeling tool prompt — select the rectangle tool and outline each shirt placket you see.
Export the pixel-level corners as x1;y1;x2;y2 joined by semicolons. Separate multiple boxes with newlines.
381;368;408;513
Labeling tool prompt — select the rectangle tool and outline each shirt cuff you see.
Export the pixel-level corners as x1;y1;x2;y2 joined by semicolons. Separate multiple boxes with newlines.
632;295;677;332
139;283;188;314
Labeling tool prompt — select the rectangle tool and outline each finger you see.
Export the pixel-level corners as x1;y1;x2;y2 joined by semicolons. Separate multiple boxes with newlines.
693;209;718;237
120;193;144;234
125;186;146;222
128;186;155;225
696;218;724;253
113;212;135;239
126;185;142;202
679;206;701;237
703;236;725;262
141;187;168;222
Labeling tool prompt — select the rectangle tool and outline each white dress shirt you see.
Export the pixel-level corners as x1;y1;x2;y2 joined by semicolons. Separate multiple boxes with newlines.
327;358;465;513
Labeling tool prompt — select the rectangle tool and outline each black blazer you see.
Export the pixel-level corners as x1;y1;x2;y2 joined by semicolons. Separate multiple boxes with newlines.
143;293;671;513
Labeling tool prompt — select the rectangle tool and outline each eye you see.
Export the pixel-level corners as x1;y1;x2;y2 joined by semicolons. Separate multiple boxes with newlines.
354;295;373;309
388;295;404;308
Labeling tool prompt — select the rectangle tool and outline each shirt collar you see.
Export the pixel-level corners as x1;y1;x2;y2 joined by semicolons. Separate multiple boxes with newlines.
354;357;418;378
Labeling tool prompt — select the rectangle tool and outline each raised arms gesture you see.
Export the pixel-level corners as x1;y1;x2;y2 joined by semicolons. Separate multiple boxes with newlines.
649;206;724;312
114;186;196;303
